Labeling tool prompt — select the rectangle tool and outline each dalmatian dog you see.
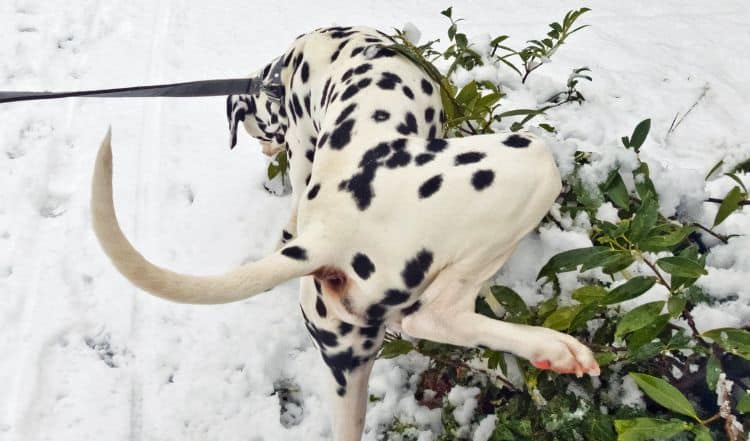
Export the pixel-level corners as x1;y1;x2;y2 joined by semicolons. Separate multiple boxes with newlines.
90;26;600;441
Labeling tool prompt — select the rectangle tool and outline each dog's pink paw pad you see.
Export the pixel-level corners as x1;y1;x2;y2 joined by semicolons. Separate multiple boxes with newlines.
533;360;551;369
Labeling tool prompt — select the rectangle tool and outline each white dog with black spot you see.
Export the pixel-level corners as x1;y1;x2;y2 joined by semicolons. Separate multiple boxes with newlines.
91;26;599;441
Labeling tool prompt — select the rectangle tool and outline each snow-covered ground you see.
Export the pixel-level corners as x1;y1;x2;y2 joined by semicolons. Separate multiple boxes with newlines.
1;1;748;440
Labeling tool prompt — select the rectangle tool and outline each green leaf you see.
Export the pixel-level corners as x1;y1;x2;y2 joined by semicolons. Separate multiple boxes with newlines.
602;171;630;209
604;276;657;305
629;193;659;243
656;256;708;278
543;305;581;331
628;373;699;421
455;81;478;105
539;123;556;133
639;225;694;252
581;249;632;272
570;303;601;331
455;33;468;48
572;285;607;304
705;354;721;392
379;339;414;359
737;391;750;413
667;295;687;318
691;425;712;441
713;185;746;227
496;108;541;119
705;159;724;181
536;246;609;281
440;6;452;18
595;352;617;367
490;285;531;324
726;172;748;194
633;163;657;201
628;118;651;152
626;314;670;351
615;301;665;338
614;418;688;441
702;328;750;360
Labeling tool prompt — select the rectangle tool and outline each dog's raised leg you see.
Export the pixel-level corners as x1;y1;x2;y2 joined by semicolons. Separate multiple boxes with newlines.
401;266;600;377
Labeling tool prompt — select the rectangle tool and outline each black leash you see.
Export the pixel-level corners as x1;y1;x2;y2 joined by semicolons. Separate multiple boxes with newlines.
0;78;257;104
0;56;285;104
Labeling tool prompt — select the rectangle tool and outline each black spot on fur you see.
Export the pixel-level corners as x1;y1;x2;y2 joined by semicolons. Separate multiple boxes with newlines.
356;78;372;89
455;152;486;165
402;86;414;100
386;150;411;168
373;110;390;122
339;322;353;335
316;297;327;318
363;340;374;350
360;142;390;166
382;289;410;305
292;94;304;118
317;132;329;149
300;62;310;83
391;138;407;150
503;134;531;148
337;387;346;396
426;138;448;153
314;279;322;294
282;230;293;241
307;183;321;200
281;246;307;261
471;169;495;191
415;153;434;166
321;78;332;107
397;112;418;135
350;46;364;57
366;304;385;322
341;84;359;101
336;103;357;125
401;301;422;316
418;175;443;199
421;79;434;95
305;149;315;162
304;93;311;116
342;68;354;82
401;249;434;288
376;72;402;90
372;47;396;58
352;253;376;280
425;107;435;123
330;119;355;149
354;63;372;74
360;325;380;338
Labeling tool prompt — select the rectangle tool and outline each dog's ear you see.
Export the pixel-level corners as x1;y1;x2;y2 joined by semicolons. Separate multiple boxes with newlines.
226;94;255;149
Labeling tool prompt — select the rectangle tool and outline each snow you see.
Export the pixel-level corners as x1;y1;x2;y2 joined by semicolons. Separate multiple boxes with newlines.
2;1;750;440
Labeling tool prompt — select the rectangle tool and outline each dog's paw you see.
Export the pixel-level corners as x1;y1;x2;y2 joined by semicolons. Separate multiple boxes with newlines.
525;327;600;377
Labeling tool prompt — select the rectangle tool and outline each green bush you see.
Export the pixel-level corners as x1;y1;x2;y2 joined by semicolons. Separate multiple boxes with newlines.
377;7;750;441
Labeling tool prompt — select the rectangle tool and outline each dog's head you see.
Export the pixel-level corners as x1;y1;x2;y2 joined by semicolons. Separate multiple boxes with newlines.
226;61;288;156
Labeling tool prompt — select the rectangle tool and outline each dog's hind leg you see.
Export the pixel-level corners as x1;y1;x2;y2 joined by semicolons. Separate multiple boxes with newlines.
401;263;600;377
299;278;383;441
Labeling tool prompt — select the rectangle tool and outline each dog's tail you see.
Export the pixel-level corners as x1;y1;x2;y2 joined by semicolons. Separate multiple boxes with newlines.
91;128;319;304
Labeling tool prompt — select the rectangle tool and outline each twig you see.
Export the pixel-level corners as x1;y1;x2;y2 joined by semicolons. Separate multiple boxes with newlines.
705;198;750;206
641;255;672;292
693;223;729;244
667;83;710;136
